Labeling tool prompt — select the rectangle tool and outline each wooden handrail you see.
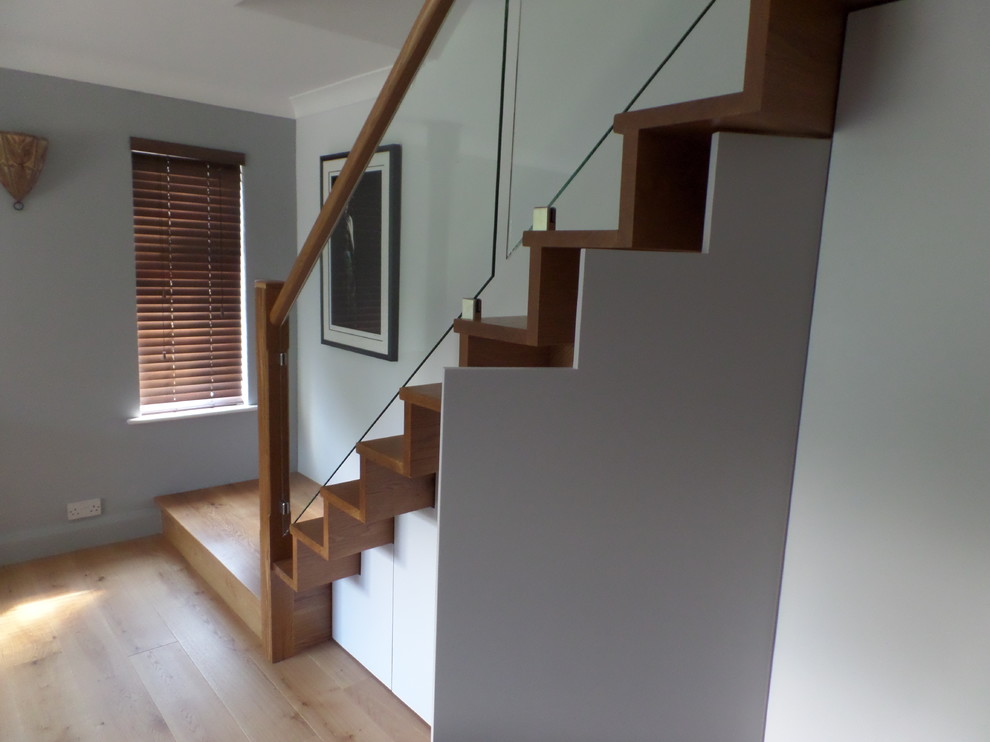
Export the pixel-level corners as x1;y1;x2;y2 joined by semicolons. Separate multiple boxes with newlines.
269;0;456;328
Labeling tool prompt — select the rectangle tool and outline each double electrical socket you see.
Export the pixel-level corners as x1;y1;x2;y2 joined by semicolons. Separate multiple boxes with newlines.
67;498;102;521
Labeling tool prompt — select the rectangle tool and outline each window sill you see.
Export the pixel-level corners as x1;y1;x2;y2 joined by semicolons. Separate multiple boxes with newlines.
127;404;257;425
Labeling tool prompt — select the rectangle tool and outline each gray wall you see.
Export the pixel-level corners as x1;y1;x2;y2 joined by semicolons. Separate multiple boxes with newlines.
0;68;296;564
765;2;990;738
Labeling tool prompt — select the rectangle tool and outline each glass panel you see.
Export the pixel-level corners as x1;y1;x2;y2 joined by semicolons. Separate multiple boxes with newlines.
293;1;509;520
293;0;752;521
504;0;748;253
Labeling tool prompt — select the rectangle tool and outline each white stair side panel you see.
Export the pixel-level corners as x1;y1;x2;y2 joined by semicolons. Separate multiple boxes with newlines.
433;133;831;742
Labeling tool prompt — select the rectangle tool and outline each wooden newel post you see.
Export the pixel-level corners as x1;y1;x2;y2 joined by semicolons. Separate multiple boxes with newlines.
255;280;293;661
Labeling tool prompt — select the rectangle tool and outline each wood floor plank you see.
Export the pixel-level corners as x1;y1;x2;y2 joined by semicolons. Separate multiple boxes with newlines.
0;536;426;742
147;546;321;742
304;643;431;742
71;541;178;656
0;556;92;741
344;677;432;742
251;654;394;742
131;642;251;742
0;558;63;668
53;575;177;740
1;637;95;741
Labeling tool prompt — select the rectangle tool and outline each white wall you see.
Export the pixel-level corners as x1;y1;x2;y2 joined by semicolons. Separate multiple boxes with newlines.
434;132;831;741
765;2;990;739
0;68;296;565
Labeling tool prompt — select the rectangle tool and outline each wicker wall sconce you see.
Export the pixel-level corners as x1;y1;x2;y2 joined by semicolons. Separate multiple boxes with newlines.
0;131;49;210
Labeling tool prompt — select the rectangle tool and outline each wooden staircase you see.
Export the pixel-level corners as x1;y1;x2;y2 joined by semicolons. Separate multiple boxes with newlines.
275;384;440;591
270;0;900;654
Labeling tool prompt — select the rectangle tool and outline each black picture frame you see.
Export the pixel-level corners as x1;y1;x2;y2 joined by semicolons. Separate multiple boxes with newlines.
319;144;400;361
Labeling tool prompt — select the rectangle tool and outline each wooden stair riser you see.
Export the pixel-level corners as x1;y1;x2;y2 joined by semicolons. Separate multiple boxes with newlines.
361;459;436;523
526;247;582;345
619;129;712;251
406;403;440;478
458;334;573;368
327;512;395;559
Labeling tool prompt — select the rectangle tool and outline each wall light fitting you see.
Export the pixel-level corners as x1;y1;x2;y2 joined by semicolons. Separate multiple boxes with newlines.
0;131;49;210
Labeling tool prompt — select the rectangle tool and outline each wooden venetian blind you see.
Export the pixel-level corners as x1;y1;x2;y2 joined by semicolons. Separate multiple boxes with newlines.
131;139;245;413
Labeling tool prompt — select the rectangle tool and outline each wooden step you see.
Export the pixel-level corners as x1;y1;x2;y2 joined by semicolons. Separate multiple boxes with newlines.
519;0;900;257
454;313;575;367
455;242;581;352
274;548;361;592
399;382;442;412
322;468;436;525
523;229;621;250
290;500;395;561
453;315;530;344
351;384;442;482
535;130;713;253
362;461;436;523
358;435;406;474
322;480;363;521
611;0;897;140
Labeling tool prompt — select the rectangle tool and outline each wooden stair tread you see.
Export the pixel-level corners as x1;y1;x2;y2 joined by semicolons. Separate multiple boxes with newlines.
399;382;442;412
291;516;325;555
522;229;621;250
454;315;530;345
357;435;405;474
522;228;702;252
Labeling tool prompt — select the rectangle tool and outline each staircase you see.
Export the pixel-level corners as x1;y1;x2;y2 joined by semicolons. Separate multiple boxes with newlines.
153;0;902;669
269;0;899;658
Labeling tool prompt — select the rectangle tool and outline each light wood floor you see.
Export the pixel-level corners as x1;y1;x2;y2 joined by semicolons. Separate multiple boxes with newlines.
0;536;430;742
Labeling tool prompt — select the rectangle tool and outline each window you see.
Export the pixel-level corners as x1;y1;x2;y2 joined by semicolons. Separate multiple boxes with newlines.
131;138;246;416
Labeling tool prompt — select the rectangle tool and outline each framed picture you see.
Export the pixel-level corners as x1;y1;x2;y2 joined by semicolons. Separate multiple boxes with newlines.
319;144;400;360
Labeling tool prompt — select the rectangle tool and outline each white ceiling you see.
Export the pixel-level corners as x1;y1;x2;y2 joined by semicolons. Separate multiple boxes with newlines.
0;0;426;117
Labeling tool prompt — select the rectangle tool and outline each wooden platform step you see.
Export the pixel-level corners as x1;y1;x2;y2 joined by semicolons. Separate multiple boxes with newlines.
155;473;322;637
